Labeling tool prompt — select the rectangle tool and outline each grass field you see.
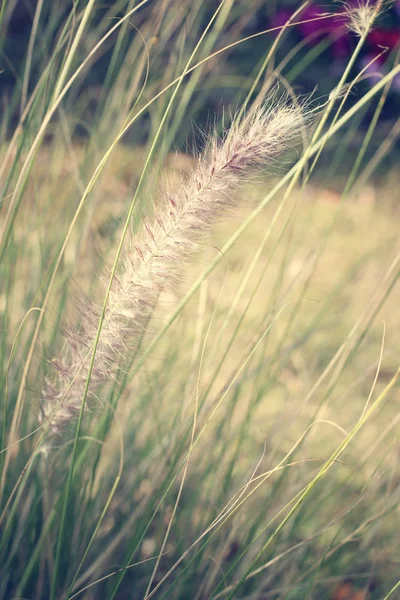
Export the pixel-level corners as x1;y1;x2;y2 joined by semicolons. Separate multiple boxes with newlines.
1;1;400;599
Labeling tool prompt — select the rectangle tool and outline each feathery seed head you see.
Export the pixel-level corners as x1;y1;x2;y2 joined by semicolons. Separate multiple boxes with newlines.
40;93;313;444
342;0;384;36
328;82;353;103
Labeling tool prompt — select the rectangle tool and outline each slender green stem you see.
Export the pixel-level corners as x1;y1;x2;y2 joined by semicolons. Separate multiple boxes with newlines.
225;367;400;599
51;0;96;104
383;579;400;600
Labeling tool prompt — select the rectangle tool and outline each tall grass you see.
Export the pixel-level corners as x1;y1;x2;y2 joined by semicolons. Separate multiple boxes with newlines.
0;1;400;599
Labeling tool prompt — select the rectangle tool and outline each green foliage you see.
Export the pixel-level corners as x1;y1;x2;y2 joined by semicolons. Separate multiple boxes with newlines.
0;1;399;599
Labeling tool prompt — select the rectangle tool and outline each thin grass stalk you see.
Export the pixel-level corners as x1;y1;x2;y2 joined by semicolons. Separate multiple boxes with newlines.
344;55;398;193
224;366;400;599
325;50;389;177
0;0;7;33
382;574;400;597
328;101;367;177
20;0;44;114
242;1;310;117
70;446;175;594
143;307;295;600
166;0;236;146
298;452;394;591
1;307;41;461
92;0;136;121
306;0;385;177
65;413;124;597
195;180;308;422
359;115;400;188
50;0;97;104
277;249;400;519
80;316;284;600
207;247;390;581
152;420;345;600
14;509;55;598
143;272;225;598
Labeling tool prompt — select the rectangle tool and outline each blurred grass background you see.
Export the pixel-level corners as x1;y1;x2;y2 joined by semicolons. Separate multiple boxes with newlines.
0;1;400;599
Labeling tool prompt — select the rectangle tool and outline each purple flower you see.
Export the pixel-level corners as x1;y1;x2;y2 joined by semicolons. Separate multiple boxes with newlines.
272;4;350;59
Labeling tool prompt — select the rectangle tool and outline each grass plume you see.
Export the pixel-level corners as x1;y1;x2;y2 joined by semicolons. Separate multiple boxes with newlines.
342;0;385;36
40;95;311;441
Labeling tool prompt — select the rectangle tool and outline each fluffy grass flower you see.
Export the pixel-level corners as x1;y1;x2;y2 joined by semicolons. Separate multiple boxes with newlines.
40;94;312;441
342;0;384;36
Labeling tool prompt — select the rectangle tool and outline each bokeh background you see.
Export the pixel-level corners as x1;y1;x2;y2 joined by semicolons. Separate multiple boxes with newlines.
2;1;400;152
1;2;400;599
